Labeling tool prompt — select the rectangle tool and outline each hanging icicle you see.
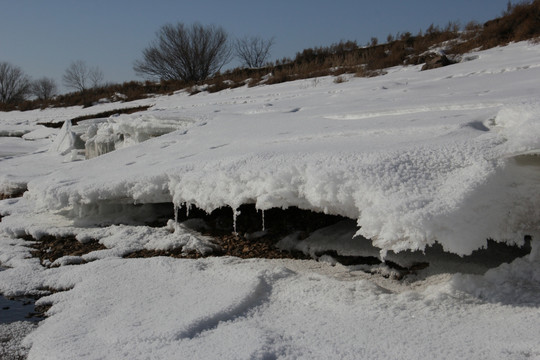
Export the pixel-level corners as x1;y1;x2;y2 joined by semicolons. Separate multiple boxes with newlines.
233;208;241;236
261;209;266;232
173;203;180;232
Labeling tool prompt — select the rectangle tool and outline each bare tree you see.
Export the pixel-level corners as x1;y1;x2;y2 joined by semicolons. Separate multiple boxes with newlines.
134;23;231;82
63;60;104;92
63;60;87;92
0;62;31;104
31;77;57;101
234;36;274;68
89;66;104;88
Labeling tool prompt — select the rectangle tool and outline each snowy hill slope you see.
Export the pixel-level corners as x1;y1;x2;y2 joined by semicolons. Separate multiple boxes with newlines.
1;41;540;360
4;42;538;256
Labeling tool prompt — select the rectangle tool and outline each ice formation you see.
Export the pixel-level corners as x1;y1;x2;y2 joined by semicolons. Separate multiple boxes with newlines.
83;114;196;158
48;120;81;156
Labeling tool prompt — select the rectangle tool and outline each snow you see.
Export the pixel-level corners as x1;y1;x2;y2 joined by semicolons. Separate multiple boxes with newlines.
0;321;36;359
0;256;539;359
0;41;539;359
11;42;539;255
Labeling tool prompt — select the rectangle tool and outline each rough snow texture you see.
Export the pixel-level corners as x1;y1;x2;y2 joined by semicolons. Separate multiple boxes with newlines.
0;256;536;360
0;321;36;360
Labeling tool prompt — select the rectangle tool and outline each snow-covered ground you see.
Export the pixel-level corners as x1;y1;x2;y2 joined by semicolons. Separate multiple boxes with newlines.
1;42;540;359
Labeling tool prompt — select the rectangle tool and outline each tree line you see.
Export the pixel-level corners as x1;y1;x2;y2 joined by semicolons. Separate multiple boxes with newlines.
0;60;104;105
0;22;273;107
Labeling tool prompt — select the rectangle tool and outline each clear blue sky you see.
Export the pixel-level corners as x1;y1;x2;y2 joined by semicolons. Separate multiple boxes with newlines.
0;0;518;91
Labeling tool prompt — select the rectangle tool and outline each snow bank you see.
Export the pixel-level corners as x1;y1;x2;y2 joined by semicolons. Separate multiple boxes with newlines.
4;42;540;257
25;66;540;255
0;126;34;138
1;233;538;359
21;126;57;141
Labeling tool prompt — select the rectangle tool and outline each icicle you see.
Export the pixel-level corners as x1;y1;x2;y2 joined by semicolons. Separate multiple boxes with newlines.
186;203;191;218
174;203;179;224
261;209;266;232
233;208;241;236
173;203;180;232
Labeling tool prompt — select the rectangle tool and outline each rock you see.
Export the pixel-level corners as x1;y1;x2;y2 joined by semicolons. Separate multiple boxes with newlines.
421;54;453;71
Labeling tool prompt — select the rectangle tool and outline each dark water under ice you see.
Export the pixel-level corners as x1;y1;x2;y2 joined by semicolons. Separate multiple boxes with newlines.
0;267;41;324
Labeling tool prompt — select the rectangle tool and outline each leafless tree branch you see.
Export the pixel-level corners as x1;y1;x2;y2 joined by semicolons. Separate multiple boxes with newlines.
31;77;57;101
63;60;104;92
235;36;274;68
0;62;31;104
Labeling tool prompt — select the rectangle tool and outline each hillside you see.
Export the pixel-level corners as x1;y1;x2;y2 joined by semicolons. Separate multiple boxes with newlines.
4;0;540;112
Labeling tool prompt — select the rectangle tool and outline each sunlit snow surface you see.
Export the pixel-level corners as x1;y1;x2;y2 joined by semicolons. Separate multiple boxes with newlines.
0;42;540;359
